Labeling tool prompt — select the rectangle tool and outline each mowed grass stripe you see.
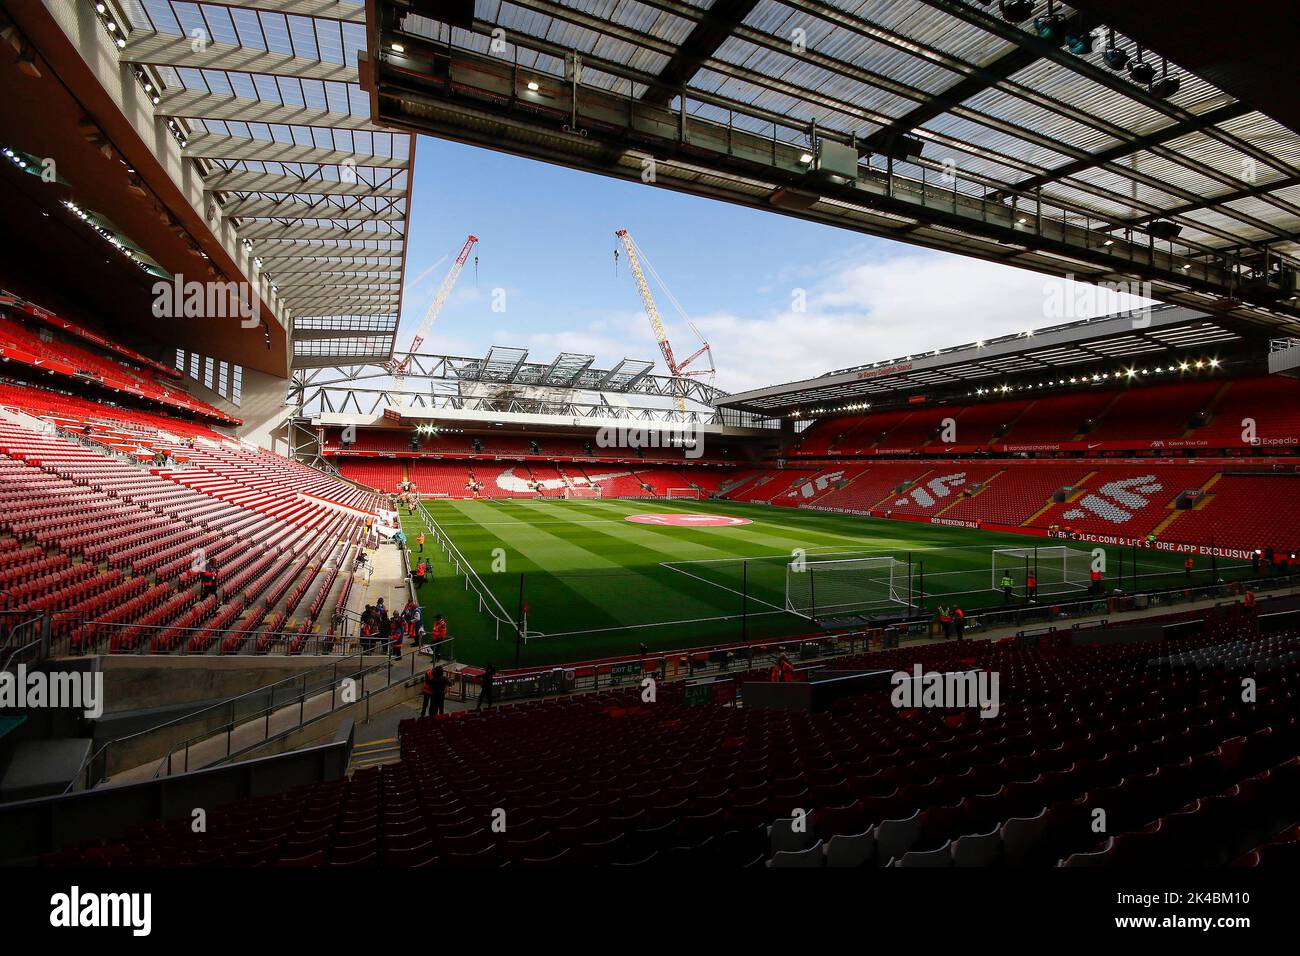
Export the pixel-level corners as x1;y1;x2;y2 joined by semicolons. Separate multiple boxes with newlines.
498;501;753;624
513;500;862;616
444;500;729;632
583;497;901;556
512;499;775;618
441;500;625;632
515;499;736;562
612;497;889;548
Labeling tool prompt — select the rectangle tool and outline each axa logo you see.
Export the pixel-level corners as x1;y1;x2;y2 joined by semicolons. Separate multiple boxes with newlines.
897;472;966;509
1064;475;1163;524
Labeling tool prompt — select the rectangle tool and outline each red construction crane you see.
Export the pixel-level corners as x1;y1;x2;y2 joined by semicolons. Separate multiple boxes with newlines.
387;234;478;380
614;228;715;412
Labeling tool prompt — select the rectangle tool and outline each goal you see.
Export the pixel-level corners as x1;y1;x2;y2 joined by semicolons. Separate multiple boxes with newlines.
991;546;1092;595
785;555;908;620
666;488;701;500
562;485;602;499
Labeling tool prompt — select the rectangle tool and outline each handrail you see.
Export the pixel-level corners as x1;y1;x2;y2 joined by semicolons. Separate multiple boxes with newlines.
67;641;410;791
152;646;423;779
0;636;43;673
0;614;45;671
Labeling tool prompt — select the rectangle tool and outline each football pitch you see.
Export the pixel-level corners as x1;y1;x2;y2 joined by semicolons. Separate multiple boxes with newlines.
401;499;1249;668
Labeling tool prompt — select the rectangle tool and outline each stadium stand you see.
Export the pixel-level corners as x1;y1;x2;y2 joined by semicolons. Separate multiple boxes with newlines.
408;461;472;497
1028;464;1219;539
881;464;1006;518
812;463;930;513
1161;474;1300;552
1;305;237;425
1084;381;1222;443
39;604;1300;868
1194;376;1300;446
940;464;1092;526
0;378;373;655
337;460;404;493
998;390;1120;445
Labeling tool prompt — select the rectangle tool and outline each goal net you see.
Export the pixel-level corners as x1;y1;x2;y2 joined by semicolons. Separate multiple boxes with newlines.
666;488;701;499
991;546;1092;595
785;555;908;620
563;485;602;499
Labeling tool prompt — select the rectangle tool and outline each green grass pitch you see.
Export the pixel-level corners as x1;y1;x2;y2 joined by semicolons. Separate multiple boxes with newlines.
400;499;1248;668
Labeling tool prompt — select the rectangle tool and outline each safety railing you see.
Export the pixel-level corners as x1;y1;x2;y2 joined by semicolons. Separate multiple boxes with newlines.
416;500;517;641
57;618;376;658
965;570;1299;634
68;639;449;791
0;612;45;670
477;629;880;705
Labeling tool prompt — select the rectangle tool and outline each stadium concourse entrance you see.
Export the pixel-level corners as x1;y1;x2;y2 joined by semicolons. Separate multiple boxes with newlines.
399;497;1251;668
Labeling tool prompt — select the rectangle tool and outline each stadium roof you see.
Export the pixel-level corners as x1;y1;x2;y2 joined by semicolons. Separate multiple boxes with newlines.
716;303;1267;415
369;0;1300;334
289;347;742;422
118;0;412;366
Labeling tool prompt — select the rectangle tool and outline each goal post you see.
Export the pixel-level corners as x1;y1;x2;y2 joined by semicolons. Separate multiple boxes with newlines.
991;545;1092;594
785;555;908;620
562;486;602;500
666;487;701;500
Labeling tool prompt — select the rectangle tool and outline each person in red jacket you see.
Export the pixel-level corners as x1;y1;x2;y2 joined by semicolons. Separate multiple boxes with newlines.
430;613;448;652
769;653;795;683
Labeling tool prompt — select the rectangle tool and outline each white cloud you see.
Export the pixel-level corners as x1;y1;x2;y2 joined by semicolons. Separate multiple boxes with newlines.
696;251;1156;393
403;243;1157;398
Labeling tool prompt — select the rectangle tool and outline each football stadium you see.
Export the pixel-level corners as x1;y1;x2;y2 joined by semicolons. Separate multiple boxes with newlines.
1;0;1300;920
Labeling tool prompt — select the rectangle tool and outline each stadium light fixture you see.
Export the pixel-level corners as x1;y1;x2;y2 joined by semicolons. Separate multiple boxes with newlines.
526;81;540;91
1129;48;1156;85
1151;60;1181;99
1102;29;1129;70
1065;28;1095;56
999;0;1034;23
1034;2;1067;45
392;44;405;53
799;152;814;164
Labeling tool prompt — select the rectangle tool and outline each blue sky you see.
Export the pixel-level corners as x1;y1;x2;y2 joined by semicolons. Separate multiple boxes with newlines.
399;136;1151;394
